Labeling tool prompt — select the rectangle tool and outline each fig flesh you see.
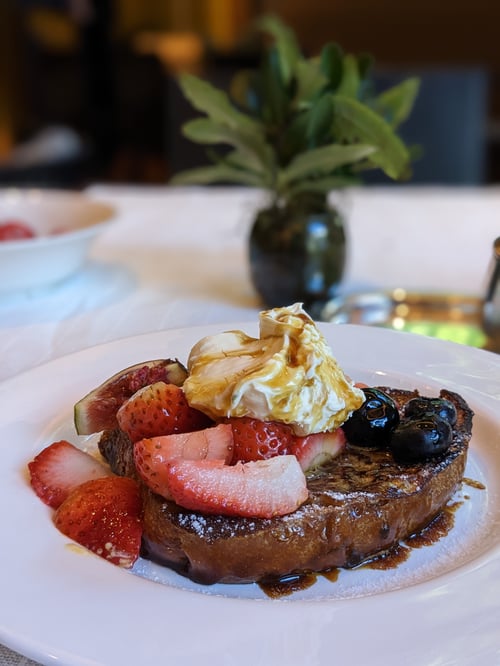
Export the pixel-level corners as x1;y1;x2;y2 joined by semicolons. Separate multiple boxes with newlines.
74;359;187;435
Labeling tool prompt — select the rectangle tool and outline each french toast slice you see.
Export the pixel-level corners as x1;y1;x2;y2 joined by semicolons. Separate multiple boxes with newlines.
98;387;473;584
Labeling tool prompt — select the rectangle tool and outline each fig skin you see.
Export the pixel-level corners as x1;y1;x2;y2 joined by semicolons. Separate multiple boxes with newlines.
74;359;187;435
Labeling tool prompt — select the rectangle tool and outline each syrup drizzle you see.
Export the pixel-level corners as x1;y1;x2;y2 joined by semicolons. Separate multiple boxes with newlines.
260;568;340;599
463;477;486;490
259;479;484;598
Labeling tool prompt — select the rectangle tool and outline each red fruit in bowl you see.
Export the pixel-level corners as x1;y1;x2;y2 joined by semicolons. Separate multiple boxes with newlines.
134;423;233;498
117;381;212;442
228;417;296;463
0;220;36;241
53;476;142;568
165;455;308;518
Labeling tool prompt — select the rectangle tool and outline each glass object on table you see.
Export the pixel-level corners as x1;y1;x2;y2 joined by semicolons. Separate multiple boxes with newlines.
482;236;500;348
321;288;498;353
321;237;500;354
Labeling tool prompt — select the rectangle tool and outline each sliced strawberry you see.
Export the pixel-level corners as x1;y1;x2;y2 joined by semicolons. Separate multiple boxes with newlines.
291;429;346;472
116;382;212;442
28;439;111;509
53;476;142;568
228;417;296;463
134;423;233;499
165;455;308;518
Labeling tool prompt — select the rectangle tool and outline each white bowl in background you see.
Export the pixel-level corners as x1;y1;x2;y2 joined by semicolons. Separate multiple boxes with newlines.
0;188;115;291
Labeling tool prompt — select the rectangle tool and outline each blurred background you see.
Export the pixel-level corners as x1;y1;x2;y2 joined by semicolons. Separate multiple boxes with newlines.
0;0;498;189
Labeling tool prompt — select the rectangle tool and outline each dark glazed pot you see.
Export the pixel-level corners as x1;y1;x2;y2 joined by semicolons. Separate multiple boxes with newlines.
249;197;346;312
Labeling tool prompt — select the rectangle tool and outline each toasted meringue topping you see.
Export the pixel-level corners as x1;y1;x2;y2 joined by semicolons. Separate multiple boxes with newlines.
182;303;365;435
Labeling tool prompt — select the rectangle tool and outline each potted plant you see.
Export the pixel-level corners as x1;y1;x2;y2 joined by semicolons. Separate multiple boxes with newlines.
171;15;419;311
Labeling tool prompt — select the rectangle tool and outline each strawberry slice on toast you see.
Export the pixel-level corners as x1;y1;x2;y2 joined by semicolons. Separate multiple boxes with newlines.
165;455;308;519
291;429;346;472
134;423;233;498
228;417;295;463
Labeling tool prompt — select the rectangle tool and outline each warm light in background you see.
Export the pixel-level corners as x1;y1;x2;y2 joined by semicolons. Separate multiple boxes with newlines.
204;0;254;52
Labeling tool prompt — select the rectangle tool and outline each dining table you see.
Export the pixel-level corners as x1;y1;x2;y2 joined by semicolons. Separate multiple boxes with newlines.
0;183;499;666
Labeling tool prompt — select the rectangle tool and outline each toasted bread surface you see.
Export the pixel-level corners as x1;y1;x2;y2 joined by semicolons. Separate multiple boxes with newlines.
99;388;473;584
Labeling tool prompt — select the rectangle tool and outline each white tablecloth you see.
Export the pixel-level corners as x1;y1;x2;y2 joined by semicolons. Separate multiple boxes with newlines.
1;184;499;665
1;184;498;386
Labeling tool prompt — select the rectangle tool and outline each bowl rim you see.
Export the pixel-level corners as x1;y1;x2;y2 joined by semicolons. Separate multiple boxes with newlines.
0;188;115;250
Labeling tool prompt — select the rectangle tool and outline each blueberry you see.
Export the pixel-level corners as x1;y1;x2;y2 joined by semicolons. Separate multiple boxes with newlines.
389;413;453;463
404;397;457;426
342;388;400;448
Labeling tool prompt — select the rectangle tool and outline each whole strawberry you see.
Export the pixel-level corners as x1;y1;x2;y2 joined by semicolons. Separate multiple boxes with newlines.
227;417;296;463
116;382;212;442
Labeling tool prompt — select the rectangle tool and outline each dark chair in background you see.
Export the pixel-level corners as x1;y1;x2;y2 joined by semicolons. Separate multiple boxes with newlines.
165;62;245;178
365;67;489;185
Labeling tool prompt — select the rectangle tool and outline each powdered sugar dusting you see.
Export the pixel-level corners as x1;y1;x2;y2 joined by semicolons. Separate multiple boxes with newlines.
130;450;494;602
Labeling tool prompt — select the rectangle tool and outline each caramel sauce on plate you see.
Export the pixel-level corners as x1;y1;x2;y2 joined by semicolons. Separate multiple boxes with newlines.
363;500;462;570
463;477;486;490
259;481;483;598
260;568;340;599
260;572;318;598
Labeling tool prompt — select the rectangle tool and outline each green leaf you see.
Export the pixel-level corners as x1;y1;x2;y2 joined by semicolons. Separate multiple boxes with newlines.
279;143;376;186
336;54;360;97
294;59;328;109
170;163;267;187
408;143;423;161
257;14;301;84
320;42;344;90
282;111;309;160
259;46;289;125
223;150;274;187
331;94;411;179
182;118;235;144
357;52;374;80
177;73;262;134
285;173;361;198
305;94;334;148
181;118;273;174
351;157;413;182
374;77;420;128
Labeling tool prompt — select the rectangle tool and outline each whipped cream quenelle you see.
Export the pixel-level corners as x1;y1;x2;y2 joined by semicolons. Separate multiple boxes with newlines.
183;303;365;435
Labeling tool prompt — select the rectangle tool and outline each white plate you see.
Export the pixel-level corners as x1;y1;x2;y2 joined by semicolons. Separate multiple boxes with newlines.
0;189;115;291
0;324;499;666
